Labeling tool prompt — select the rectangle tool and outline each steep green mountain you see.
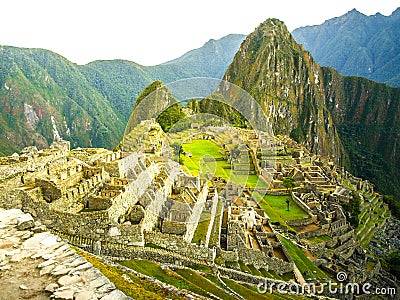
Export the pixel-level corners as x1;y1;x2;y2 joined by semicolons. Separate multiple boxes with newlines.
124;80;184;134
0;46;124;155
221;19;344;162
292;8;400;87
0;34;244;154
80;34;245;123
323;68;400;200
211;18;400;202
79;60;153;124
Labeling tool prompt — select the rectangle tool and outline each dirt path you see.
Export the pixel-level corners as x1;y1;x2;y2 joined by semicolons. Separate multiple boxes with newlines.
0;257;52;300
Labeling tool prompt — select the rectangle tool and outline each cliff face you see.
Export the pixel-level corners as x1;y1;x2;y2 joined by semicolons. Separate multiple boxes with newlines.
0;46;124;154
222;19;344;163
323;67;400;197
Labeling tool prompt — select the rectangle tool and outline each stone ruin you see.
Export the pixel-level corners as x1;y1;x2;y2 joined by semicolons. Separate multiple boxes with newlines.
0;123;395;288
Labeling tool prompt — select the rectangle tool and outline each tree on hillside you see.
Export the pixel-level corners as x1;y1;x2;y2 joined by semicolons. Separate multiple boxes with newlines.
230;144;241;162
282;177;296;211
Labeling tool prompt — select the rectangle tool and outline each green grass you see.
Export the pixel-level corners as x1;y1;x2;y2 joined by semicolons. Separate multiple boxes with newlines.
222;278;307;300
238;261;252;274
73;248;183;300
122;258;234;300
191;212;211;245
247;264;264;277
119;260;207;297
205;274;227;289
277;236;329;280
259;195;309;222
144;243;165;250
190;264;212;274
174;268;235;300
306;235;333;244
209;197;223;248
222;278;274;300
356;197;389;247
225;261;240;269
259;268;283;280
180;139;268;188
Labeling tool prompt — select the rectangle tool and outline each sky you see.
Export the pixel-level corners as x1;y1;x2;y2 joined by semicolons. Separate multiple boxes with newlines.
1;0;399;66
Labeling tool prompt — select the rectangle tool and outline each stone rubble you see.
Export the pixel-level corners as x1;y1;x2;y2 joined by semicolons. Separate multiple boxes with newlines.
0;208;132;299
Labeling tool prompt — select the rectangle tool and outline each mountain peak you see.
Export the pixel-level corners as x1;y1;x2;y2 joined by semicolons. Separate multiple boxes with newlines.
342;8;366;20
223;17;342;160
391;7;400;18
347;8;362;14
254;18;288;34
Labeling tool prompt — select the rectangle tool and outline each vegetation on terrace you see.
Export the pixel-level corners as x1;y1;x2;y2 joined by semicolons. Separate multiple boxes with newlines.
277;235;329;280
73;247;183;300
253;193;308;224
180;139;268;188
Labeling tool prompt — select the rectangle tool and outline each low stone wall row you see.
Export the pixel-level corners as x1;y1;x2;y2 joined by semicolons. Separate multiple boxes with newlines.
217;265;288;286
145;232;215;261
52;229;213;267
286;217;314;227
217;246;293;274
1;189;146;245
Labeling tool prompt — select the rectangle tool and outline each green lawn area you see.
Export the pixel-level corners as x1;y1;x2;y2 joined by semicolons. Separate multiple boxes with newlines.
238;260;252;274
209;197;223;248
121;259;236;300
258;194;309;222
180;139;269;188
180;139;228;177
247;264;264;277
191;211;211;245
307;235;333;244
277;235;329;280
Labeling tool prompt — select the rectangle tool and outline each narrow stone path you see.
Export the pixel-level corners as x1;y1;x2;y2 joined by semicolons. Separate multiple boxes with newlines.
0;208;132;300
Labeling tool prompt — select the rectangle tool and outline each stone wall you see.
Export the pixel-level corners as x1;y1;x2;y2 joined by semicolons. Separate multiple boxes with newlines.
237;248;293;274
217;265;289;287
107;188;138;224
205;192;219;247
183;184;208;242
291;192;316;218
88;196;112;210
286;217;315;227
218;248;239;262
53;230;209;268
5;189;146;246
161;221;187;235
216;244;293;274
145;232;215;262
126;205;144;224
35;179;62;202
